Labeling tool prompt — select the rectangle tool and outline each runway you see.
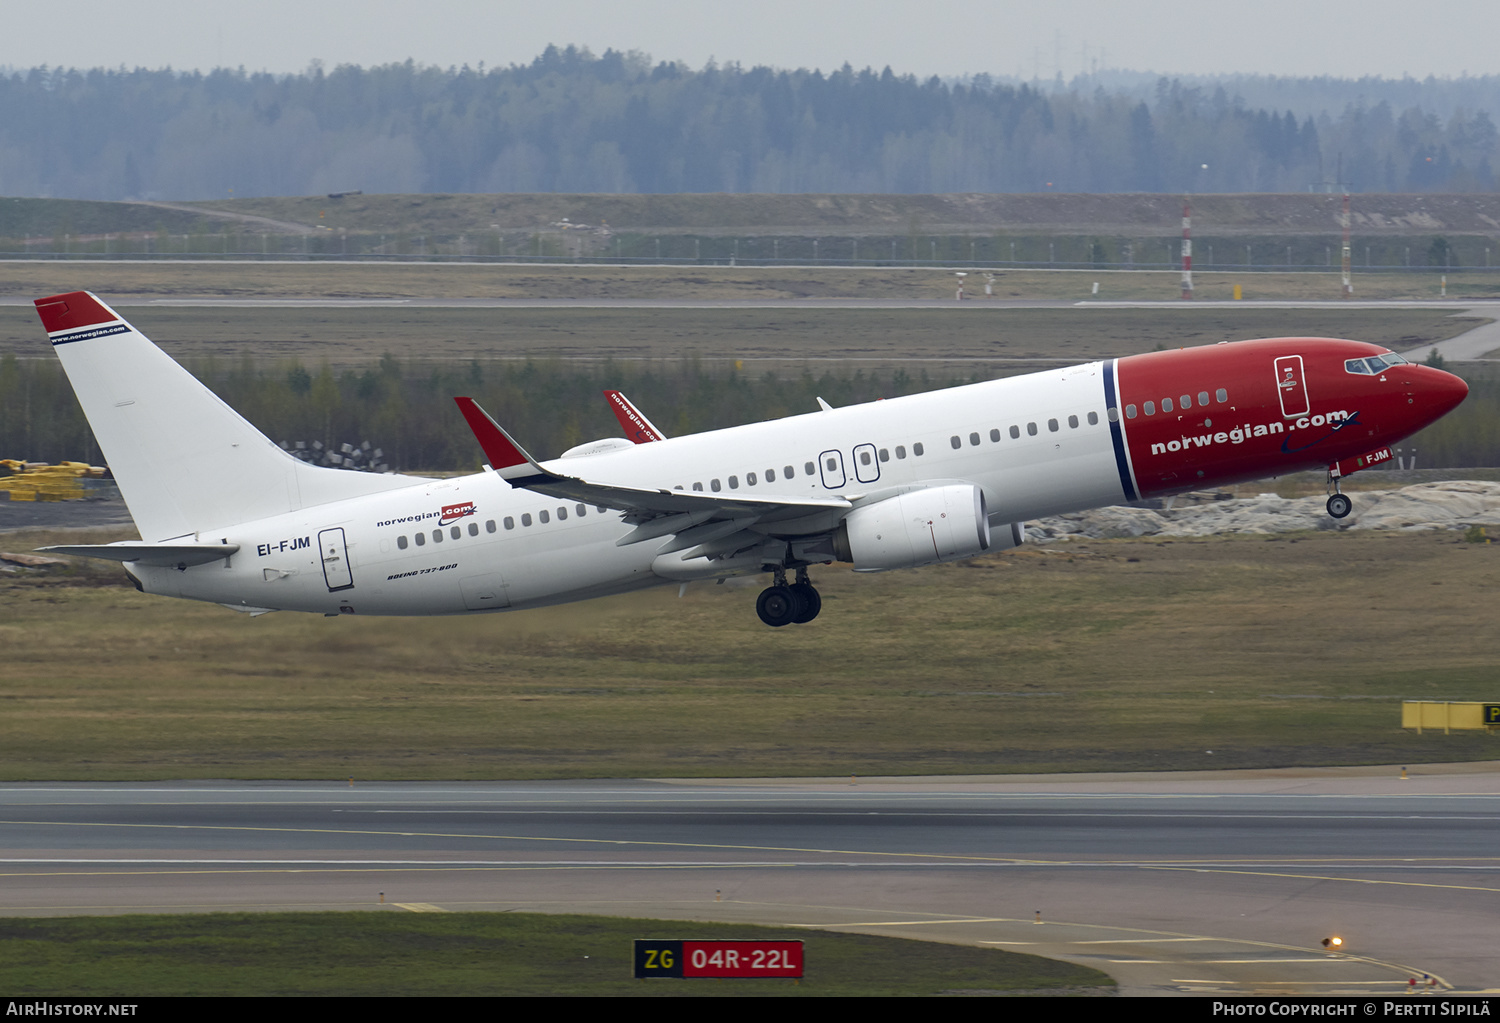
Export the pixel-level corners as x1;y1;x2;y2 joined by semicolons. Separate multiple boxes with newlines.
2;766;1498;996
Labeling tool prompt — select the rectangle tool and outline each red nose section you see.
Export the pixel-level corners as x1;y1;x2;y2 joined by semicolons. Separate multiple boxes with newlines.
1427;367;1469;418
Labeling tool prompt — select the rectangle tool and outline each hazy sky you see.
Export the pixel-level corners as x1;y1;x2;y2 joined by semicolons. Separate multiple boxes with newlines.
4;0;1497;80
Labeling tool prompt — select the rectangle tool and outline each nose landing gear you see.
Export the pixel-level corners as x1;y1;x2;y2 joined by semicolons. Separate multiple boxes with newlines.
1326;470;1353;519
756;566;822;627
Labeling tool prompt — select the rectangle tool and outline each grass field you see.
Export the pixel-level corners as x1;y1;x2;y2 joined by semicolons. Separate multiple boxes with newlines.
2;526;1496;781
2;258;1497;304
0;301;1480;371
0;911;1112;996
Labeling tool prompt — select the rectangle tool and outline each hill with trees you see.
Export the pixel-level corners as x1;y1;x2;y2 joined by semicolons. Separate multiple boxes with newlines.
2;47;1497;200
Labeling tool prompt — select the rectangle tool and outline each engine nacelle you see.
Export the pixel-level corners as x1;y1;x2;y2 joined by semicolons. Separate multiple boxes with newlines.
560;437;635;458
834;484;1000;572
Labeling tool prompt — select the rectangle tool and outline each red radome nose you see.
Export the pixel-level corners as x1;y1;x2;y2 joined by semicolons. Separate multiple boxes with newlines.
1426;367;1469;417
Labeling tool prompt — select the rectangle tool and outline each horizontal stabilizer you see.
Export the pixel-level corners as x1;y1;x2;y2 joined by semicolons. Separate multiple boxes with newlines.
39;542;239;568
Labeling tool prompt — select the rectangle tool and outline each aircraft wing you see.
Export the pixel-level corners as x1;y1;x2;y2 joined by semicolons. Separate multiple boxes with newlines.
454;397;850;555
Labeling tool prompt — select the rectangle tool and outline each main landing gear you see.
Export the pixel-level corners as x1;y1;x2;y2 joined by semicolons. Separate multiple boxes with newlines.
1326;472;1353;519
756;566;822;627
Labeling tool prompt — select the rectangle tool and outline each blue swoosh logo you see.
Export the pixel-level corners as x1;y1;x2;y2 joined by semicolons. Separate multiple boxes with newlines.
1280;410;1362;454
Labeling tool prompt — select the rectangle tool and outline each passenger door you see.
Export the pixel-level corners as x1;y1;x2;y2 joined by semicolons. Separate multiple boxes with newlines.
1275;355;1309;418
317;528;354;592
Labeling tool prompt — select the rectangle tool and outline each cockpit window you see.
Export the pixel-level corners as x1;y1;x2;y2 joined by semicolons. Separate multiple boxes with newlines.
1347;352;1410;375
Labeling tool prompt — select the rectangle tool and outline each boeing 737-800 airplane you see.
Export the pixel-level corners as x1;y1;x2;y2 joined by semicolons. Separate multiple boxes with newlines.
34;291;1468;627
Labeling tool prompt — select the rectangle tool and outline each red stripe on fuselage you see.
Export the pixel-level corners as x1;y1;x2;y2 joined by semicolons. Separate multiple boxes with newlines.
1116;337;1466;498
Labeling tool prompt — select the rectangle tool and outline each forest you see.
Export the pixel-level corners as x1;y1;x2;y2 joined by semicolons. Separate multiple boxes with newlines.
2;47;1497;200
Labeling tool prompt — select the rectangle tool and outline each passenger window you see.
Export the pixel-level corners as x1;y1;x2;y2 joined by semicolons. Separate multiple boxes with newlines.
1048;419;1059;432
785;465;795;478
1068;415;1079;428
765;469;775;481
692;482;704;491
433;529;443;543
728;475;738;489
1162;397;1174;413
878;448;889;461
539;510;549;523
469;522;479;536
969;432;980;446
415;532;426;545
895;446;906;459
711;479;721;492
1009;425;1020;439
596;506;606;513
503;517;514;530
1180;394;1191;409
1126;404;1137;419
1089;411;1100;425
450;525;461;539
989;429;1000;442
1198;391;1209;406
577;504;586;516
557;507;567;520
397;535;408;550
1027;422;1038;436
950;435;961;449
747;472;757;485
858;451;871;465
1144;401;1155;416
1216;388;1228;402
805;462;815;475
521;513;532;527
913;443;924;456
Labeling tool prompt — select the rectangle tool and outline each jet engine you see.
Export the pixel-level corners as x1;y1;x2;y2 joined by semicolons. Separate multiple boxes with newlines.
833;483;1013;572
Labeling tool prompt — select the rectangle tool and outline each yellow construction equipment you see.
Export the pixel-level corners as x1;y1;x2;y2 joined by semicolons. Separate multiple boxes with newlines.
0;460;108;502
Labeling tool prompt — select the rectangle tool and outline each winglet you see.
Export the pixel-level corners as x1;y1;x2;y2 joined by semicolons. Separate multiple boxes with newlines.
604;390;666;443
453;397;549;482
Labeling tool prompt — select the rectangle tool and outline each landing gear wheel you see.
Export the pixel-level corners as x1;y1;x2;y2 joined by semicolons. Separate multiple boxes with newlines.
1326;493;1353;519
756;586;797;627
788;582;821;624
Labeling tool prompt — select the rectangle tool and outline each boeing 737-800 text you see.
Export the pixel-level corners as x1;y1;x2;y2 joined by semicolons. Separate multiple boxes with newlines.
33;291;1468;627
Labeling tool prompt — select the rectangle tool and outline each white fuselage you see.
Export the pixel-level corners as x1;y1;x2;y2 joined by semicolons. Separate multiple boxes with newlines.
136;363;1124;616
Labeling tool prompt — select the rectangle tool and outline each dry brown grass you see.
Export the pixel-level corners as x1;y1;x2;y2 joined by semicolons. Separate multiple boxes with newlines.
1;528;1495;780
0;302;1477;371
1;259;1496;303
